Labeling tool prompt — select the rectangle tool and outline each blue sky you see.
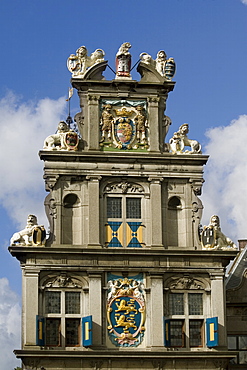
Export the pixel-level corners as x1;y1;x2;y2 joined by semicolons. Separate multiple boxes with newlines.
0;0;247;368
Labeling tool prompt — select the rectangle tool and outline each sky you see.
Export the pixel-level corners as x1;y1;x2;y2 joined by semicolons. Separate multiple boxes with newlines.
0;0;247;368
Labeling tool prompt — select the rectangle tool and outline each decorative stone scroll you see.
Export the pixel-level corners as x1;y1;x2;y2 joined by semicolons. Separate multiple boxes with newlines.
43;121;79;151
169;123;201;154
99;99;149;150
10;215;46;247
201;215;237;250
107;273;145;347
67;45;105;78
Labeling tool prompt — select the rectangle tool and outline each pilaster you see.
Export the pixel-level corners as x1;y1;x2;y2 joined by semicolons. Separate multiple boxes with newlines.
88;273;103;346
150;274;164;347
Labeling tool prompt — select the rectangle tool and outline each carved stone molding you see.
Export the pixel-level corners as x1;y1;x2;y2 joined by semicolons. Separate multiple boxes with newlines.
43;274;81;289
44;175;59;191
166;275;206;290
104;181;144;194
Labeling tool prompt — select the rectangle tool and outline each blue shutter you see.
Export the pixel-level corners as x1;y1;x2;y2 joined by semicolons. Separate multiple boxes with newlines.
36;316;45;346
164;318;171;347
82;315;93;346
206;317;218;347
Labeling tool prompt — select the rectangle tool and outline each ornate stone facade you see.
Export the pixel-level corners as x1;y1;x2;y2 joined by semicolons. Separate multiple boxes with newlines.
9;43;238;370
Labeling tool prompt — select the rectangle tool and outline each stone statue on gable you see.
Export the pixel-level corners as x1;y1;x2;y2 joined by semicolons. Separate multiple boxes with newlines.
115;42;132;79
67;45;105;78
139;49;176;81
10;215;46;247
201;215;237;250
169;123;201;154
43;121;79;151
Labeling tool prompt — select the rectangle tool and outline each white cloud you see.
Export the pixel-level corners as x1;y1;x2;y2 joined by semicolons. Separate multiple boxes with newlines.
0;278;21;370
201;114;247;243
241;0;247;5
0;91;67;229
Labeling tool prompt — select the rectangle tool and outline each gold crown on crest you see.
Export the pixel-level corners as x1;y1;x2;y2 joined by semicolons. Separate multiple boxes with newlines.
114;107;133;117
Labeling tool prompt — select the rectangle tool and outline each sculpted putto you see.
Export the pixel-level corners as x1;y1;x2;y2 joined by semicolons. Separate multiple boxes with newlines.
67;45;105;78
43;121;78;151
169;123;201;154
10;215;45;246
201;215;237;250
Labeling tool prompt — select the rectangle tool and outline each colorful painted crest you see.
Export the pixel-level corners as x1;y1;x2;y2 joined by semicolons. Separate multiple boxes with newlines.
201;226;216;249
107;276;145;347
114;117;135;149
65;131;79;151
99;100;149;150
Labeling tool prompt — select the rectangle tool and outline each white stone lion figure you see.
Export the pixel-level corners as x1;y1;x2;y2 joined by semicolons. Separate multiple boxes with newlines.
169;123;201;154
43;121;69;150
10;215;38;246
67;45;105;77
202;215;237;250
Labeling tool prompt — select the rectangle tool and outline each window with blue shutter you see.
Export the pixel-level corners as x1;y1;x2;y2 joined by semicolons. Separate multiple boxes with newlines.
206;317;218;347
164;318;171;347
82;315;93;347
36;316;45;346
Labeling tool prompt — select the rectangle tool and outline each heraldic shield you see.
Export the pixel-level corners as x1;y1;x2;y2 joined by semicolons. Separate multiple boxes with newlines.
65;131;79;151
201;226;216;249
32;226;46;246
107;274;145;347
114;117;135;149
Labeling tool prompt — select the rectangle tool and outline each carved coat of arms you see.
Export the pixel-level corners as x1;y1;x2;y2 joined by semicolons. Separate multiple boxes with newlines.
100;100;148;150
107;275;145;346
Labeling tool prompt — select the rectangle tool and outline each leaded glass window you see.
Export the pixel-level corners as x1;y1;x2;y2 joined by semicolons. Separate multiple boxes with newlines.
169;293;184;315
166;290;206;349
45;291;61;313
126;198;141;218
189;319;203;347
170;320;184;347
46;318;60;346
188;293;203;315
44;290;81;347
65;292;80;314
65;318;80;346
107;197;122;218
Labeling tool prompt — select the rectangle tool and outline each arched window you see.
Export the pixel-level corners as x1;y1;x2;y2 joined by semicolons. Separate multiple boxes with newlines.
62;193;81;245
167;196;182;247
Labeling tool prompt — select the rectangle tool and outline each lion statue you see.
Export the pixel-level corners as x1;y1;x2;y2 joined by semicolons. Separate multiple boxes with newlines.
10;215;38;246
43;121;69;150
169;123;201;154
